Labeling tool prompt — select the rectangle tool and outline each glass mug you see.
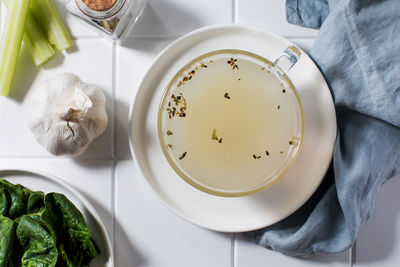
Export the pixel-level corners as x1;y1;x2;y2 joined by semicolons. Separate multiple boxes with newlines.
158;47;304;197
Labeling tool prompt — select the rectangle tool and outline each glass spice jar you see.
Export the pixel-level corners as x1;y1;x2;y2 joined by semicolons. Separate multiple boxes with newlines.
66;0;146;41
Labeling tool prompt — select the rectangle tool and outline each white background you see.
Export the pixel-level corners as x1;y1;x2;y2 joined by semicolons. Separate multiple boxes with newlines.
1;0;400;266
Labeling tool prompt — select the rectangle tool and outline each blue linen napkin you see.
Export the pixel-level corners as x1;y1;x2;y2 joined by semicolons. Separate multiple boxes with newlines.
246;0;400;256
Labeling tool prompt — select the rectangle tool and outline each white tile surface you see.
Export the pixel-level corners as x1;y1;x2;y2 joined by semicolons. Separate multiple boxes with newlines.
354;175;400;267
235;235;349;267
115;38;173;158
1;0;397;266
115;160;232;267
56;0;232;39
237;0;318;37
127;0;232;38
0;158;113;244
0;39;113;158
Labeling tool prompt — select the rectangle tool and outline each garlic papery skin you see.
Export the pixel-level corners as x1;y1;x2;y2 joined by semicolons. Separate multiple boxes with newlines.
26;73;108;156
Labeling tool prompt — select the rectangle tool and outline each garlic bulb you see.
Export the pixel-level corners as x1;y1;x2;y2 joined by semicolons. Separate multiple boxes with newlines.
26;73;108;156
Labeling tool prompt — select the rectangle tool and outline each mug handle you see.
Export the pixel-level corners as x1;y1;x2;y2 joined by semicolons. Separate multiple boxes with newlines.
273;46;301;74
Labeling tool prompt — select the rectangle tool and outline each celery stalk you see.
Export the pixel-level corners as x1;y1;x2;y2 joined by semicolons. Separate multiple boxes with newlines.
2;0;55;66
24;13;55;66
0;0;31;96
30;0;73;51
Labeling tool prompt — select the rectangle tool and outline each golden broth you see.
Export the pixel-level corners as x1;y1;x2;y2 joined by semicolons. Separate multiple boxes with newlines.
158;50;303;196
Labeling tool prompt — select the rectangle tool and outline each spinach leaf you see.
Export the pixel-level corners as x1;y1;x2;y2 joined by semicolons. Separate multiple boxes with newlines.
26;191;45;214
0;179;100;266
43;193;98;266
56;245;73;267
0;189;7;216
16;215;58;267
0;215;16;267
0;180;30;219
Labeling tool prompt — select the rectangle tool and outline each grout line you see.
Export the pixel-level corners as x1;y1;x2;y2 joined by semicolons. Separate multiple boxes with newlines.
111;160;116;264
231;0;235;24
350;240;356;267
124;35;181;41
76;35;179;41
111;40;117;265
72;35;104;40
231;233;235;267
234;0;239;24
111;42;117;160
115;156;132;161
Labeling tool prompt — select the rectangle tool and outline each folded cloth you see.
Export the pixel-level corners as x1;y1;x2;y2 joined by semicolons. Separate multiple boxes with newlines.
245;0;400;256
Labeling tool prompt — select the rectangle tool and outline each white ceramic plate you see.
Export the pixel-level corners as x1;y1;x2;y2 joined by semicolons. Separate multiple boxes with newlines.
0;169;113;266
129;24;336;232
